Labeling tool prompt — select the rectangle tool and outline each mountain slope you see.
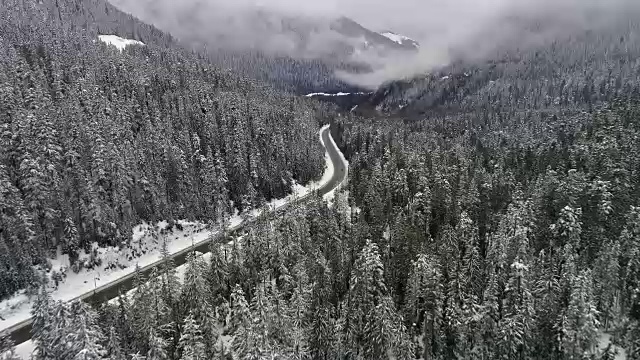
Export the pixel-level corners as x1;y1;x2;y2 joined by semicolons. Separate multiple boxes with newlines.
0;0;326;301
329;16;417;52
107;0;419;93
364;10;640;117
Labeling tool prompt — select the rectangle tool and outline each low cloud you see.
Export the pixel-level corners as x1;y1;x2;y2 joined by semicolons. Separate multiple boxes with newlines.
111;0;639;89
338;0;639;88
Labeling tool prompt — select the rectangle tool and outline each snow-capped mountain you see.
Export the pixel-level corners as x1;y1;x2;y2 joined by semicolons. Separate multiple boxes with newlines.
328;17;419;54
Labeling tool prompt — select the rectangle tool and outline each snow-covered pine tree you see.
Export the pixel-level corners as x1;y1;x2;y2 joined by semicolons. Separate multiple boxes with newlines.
346;240;413;359
405;254;442;360
146;330;168;360
230;285;257;359
65;301;107;360
107;326;126;360
30;288;54;360
560;270;600;359
178;312;206;360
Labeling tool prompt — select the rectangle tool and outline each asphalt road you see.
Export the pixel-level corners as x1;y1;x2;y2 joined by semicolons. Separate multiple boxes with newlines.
2;125;347;346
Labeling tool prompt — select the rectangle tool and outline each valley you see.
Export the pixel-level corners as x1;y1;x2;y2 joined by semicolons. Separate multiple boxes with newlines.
1;0;640;359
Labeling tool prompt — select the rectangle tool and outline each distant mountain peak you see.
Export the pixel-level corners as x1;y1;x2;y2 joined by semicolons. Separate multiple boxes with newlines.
329;16;419;53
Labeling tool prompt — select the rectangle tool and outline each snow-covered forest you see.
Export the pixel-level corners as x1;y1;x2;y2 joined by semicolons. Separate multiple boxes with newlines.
0;0;327;304
2;0;640;359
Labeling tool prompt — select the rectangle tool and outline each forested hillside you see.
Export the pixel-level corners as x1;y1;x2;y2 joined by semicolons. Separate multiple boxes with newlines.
16;98;640;359
333;97;640;359
108;0;360;93
108;0;415;94
0;0;325;301
206;49;365;95
368;9;640;117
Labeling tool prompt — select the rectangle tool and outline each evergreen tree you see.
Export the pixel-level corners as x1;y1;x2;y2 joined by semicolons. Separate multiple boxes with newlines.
560;271;600;359
229;285;256;359
107;326;126;360
30;288;54;360
345;240;413;359
147;330;168;360
405;254;442;360
65;301;107;360
178;312;206;360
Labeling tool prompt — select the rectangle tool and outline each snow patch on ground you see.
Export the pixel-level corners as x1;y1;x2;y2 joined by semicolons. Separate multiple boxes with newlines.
380;32;418;47
12;340;34;360
597;332;627;360
305;92;367;97
382;225;390;241
0;126;342;340
98;34;145;51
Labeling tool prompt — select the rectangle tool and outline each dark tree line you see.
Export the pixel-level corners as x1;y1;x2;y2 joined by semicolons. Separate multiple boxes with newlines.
0;0;325;301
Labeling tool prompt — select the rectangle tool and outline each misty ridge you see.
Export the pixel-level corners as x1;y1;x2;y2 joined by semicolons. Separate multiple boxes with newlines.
106;0;640;89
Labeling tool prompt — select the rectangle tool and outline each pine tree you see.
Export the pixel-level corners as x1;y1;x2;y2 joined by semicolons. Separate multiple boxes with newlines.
181;252;209;319
207;239;229;306
0;165;35;299
65;301;107;360
593;239;620;329
114;293;134;354
560;270;600;359
406;254;442;360
31;288;54;360
307;253;336;359
147;330;168;360
286;276;311;359
230;285;257;359
179;312;206;360
345;240;413;358
498;259;534;360
107;326;126;360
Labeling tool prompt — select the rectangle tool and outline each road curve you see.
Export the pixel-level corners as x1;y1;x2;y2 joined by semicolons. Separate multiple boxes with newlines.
2;125;347;346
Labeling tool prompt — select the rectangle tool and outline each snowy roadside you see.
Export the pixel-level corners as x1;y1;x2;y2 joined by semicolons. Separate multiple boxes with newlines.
0;126;342;339
10;250;214;360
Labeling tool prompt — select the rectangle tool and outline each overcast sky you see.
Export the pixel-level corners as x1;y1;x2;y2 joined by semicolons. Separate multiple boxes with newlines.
112;0;637;88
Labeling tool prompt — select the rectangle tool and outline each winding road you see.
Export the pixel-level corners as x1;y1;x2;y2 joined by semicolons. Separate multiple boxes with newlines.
2;125;347;346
